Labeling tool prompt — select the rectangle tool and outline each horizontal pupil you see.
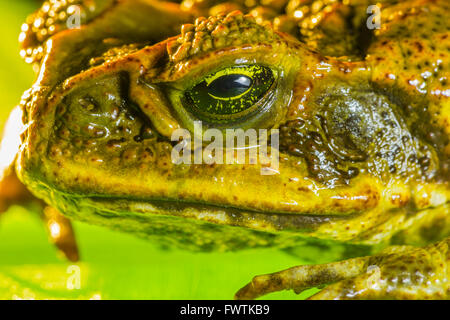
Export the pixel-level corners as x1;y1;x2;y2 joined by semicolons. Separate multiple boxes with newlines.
207;74;252;99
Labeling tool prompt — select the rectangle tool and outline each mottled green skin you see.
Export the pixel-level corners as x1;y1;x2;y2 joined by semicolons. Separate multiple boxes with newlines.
5;0;450;298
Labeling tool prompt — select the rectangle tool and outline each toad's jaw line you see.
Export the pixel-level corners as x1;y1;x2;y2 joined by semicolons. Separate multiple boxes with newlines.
79;195;361;231
72;196;450;242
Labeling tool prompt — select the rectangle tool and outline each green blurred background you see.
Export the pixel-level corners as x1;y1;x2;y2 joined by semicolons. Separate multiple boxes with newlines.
0;0;318;300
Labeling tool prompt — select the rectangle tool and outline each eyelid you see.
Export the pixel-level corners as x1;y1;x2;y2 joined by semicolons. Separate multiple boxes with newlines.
159;54;261;91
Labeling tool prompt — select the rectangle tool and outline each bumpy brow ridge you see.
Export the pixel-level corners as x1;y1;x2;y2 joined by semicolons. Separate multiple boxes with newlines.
167;10;279;63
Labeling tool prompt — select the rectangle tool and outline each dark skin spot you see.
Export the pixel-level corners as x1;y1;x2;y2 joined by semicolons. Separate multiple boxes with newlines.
414;41;424;52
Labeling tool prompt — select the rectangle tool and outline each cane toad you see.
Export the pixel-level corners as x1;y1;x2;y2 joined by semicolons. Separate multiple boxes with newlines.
0;0;449;299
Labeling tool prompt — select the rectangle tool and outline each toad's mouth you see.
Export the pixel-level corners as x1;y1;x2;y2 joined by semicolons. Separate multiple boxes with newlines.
34;172;449;248
29;162;388;235
70;195;449;246
66;194;360;233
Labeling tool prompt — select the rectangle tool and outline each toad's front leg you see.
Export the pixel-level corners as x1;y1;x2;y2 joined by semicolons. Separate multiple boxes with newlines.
236;238;450;300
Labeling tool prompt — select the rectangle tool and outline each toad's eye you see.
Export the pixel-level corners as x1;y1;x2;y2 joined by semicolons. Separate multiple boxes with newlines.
184;65;275;122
